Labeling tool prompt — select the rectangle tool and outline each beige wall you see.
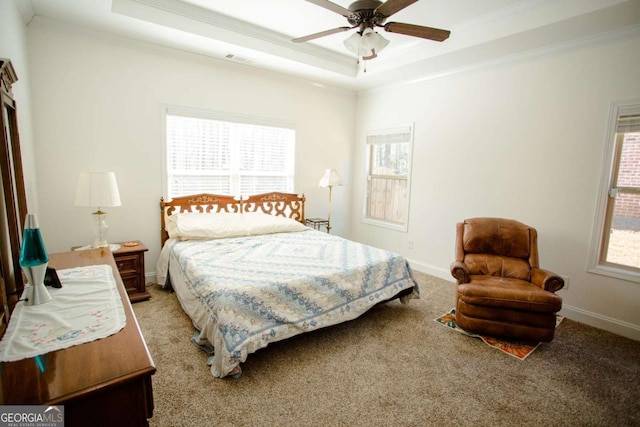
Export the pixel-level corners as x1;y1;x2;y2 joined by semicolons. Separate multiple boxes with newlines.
352;36;640;339
26;21;356;271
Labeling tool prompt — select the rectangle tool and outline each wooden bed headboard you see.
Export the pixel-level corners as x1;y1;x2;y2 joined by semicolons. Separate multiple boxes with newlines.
160;192;306;246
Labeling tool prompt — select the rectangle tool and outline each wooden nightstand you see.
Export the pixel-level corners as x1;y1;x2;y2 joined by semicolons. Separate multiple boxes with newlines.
112;241;150;303
306;217;330;232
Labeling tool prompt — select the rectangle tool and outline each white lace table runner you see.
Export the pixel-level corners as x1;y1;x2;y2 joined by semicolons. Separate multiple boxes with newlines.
0;264;127;362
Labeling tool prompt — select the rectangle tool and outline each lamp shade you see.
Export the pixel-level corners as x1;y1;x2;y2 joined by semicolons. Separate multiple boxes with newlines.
361;28;389;52
318;169;343;188
344;28;389;59
344;32;362;55
74;172;121;209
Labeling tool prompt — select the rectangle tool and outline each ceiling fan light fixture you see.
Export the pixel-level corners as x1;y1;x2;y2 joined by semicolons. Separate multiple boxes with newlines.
343;28;389;59
343;31;362;55
361;27;389;52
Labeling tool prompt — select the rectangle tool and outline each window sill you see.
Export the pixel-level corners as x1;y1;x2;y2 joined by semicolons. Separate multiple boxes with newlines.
361;218;408;232
587;264;640;284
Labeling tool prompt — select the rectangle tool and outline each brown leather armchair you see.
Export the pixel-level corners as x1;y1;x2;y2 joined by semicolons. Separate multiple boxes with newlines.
450;218;564;342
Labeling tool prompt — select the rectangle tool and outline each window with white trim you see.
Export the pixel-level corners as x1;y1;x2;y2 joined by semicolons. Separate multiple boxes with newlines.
362;125;413;231
165;108;295;198
589;100;640;282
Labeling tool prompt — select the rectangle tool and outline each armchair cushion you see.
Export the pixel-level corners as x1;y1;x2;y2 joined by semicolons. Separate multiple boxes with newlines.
463;254;530;280
458;278;562;313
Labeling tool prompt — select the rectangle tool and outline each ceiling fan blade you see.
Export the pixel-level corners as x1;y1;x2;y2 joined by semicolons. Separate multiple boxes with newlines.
306;0;355;18
375;0;419;18
384;22;450;42
292;26;353;43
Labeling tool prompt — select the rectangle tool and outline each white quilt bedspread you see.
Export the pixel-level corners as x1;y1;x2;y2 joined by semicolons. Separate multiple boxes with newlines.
159;229;418;378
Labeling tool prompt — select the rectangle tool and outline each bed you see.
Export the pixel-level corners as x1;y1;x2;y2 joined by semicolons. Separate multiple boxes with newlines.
156;192;418;378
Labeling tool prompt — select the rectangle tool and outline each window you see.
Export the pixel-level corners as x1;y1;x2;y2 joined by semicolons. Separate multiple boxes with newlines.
165;107;295;198
362;125;413;231
589;100;640;282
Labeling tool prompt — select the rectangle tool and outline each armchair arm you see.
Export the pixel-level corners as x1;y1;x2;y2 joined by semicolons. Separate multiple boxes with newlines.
531;268;564;292
450;261;470;284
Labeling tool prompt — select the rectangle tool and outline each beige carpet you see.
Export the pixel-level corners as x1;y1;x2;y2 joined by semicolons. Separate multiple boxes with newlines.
133;272;640;427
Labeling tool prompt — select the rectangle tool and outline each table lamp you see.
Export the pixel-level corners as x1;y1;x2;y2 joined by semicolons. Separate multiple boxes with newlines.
74;171;122;250
318;168;343;234
20;213;52;306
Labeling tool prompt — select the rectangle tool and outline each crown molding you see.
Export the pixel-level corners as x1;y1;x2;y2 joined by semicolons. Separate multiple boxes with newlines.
371;0;628;75
112;0;358;77
360;21;640;93
28;15;359;93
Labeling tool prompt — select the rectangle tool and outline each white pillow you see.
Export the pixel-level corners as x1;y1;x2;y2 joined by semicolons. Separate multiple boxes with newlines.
166;212;306;240
243;212;308;235
168;212;249;240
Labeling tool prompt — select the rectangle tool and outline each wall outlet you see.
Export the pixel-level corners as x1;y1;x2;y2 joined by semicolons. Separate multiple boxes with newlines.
407;240;414;249
560;275;569;289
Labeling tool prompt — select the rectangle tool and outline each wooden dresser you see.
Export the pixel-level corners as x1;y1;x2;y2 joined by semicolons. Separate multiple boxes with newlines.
0;248;156;427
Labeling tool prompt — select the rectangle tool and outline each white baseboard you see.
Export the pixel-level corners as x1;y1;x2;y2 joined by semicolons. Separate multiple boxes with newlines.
560;304;640;341
145;272;157;285
407;258;453;282
407;258;640;341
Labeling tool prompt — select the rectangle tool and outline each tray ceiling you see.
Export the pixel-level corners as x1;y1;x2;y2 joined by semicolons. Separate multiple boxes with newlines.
21;0;640;90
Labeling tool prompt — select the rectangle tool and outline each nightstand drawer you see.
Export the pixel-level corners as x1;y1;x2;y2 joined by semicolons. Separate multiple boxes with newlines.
115;254;139;275
120;273;140;296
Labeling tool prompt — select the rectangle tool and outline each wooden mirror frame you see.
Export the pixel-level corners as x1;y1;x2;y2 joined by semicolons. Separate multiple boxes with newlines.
0;58;28;336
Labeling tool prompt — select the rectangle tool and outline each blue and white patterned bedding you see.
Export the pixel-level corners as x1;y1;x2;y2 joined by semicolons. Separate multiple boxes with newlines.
162;228;418;378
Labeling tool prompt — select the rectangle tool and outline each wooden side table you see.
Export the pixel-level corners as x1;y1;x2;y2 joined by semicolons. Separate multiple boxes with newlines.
112;241;150;303
306;217;330;232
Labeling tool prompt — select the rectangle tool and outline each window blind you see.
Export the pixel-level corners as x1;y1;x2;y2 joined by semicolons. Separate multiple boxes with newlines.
366;126;412;144
617;114;640;133
166;110;295;198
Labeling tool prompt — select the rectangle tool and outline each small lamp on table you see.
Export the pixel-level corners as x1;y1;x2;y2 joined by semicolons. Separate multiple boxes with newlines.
74;171;122;251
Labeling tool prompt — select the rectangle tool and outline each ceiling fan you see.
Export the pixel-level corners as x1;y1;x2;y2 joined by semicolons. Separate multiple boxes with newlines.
292;0;451;60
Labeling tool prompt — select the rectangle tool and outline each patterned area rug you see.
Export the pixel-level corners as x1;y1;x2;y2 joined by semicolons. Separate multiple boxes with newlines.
435;309;563;360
